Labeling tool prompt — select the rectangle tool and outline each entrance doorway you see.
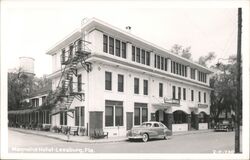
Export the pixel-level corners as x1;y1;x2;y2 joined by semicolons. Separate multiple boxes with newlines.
126;112;133;130
191;111;197;130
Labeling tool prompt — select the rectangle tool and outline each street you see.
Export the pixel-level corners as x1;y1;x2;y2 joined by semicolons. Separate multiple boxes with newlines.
8;129;240;153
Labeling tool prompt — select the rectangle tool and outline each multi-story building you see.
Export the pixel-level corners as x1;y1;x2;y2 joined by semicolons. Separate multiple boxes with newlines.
46;18;213;137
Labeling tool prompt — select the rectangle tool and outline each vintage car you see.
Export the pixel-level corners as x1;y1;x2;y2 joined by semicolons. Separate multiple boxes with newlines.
126;121;172;142
214;120;234;132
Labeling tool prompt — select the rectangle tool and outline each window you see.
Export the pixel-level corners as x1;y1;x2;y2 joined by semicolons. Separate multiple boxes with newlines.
134;103;148;125
176;63;179;74
184;66;187;77
164;58;168;71
105;106;113;126
159;83;163;97
171;61;173;72
115;39;120;57
157;55;160;69
154;54;157;68
198;91;201;102
172;86;176;99
75;107;80;126
136;47;140;63
118;74;124;92
134;108;140;125
69;45;74;58
143;80;148;95
204;92;206;103
146;52;150;66
122;42;126;58
173;62;176;73
109;37;114;55
60;112;63;125
134;78;139;94
115;107;123;126
103;35;108;53
42;96;46;104
105;100;123;127
161;57;164;70
61;49;65;63
191;90;194;101
182;65;185;76
105;71;112;90
183;88;186;100
178;87;181;100
132;46;135;61
142;108;148;123
141;50;145;64
77;74;82;92
80;107;85;126
153;123;159;127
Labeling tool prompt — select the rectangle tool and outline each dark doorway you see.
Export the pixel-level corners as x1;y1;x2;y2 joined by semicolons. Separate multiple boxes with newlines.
191;111;197;130
126;112;133;130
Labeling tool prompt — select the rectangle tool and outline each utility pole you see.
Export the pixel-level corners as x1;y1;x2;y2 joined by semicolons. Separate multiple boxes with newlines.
235;7;242;153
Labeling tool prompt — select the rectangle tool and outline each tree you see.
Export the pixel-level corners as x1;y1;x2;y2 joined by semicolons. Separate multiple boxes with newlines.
197;52;216;67
8;69;34;110
170;44;192;60
8;69;51;111
209;55;241;124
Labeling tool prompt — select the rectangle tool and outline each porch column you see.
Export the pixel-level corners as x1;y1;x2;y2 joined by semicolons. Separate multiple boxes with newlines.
187;114;191;130
165;113;173;131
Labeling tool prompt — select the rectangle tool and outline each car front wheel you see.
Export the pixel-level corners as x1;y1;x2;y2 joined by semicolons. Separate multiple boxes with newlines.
142;133;149;142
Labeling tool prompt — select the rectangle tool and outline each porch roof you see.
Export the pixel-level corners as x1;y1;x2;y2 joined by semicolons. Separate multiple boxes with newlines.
8;108;39;115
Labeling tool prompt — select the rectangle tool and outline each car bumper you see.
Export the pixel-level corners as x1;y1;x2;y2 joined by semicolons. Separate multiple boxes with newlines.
127;135;143;139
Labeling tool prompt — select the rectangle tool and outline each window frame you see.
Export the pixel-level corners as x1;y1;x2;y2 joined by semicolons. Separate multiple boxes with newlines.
117;74;124;92
105;71;112;91
143;79;148;95
115;39;121;57
103;35;108;53
134;78;140;94
159;83;163;97
109;37;114;55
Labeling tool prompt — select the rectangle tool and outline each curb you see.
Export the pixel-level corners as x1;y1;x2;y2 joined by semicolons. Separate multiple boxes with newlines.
9;128;127;144
173;129;214;136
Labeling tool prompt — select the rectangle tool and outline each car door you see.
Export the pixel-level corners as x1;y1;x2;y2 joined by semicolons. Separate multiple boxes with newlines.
152;123;163;138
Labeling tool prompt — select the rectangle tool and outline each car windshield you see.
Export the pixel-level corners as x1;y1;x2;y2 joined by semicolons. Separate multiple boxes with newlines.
141;123;152;127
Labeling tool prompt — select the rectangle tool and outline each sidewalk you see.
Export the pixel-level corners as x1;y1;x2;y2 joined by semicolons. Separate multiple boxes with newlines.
9;128;214;143
173;129;214;136
9;128;127;143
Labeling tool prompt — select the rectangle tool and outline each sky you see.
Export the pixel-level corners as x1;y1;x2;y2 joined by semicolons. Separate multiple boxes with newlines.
1;1;240;77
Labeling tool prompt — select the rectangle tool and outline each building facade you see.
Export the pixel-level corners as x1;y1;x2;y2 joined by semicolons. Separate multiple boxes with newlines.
46;18;213;137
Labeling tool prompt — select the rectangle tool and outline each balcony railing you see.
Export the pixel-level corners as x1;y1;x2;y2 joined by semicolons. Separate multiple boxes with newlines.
61;81;85;95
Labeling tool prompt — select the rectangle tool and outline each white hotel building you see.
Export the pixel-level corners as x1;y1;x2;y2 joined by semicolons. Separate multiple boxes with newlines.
46;18;213;137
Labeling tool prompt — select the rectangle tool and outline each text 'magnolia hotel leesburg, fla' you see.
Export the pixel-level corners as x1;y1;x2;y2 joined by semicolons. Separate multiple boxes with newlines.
45;18;213;137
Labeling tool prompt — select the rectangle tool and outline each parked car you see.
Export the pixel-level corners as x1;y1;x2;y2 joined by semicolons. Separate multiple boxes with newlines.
214;120;234;132
127;121;172;142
